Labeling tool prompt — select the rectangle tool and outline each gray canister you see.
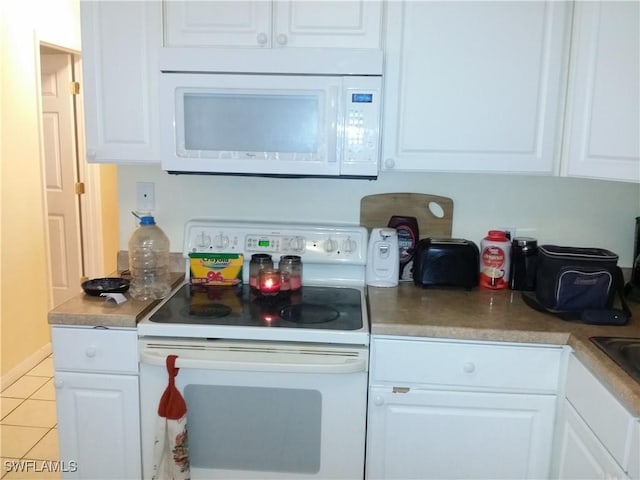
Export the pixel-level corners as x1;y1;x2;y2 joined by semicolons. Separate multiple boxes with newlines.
510;237;538;291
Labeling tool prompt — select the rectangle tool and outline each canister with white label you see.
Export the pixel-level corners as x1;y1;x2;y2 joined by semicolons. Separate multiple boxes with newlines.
479;230;511;290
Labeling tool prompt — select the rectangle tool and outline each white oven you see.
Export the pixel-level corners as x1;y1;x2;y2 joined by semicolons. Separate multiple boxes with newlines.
139;339;367;479
137;220;370;479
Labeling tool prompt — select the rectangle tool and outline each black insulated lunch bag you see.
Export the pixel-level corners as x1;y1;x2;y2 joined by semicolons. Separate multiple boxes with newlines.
521;245;631;325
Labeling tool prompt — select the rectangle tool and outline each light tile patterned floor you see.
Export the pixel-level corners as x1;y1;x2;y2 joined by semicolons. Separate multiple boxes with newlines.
0;357;60;479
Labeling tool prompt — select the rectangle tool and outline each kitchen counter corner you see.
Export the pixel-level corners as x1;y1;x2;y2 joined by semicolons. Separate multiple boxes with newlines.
48;273;184;328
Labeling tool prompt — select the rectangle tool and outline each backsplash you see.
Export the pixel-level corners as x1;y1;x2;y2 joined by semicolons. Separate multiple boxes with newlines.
118;166;640;266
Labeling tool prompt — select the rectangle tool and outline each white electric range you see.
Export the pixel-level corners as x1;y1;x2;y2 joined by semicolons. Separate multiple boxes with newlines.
137;220;371;479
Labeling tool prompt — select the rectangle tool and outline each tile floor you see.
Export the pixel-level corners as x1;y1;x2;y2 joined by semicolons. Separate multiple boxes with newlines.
0;356;60;479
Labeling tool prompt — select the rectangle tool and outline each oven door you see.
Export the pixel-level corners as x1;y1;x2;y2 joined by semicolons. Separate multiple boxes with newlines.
139;339;368;479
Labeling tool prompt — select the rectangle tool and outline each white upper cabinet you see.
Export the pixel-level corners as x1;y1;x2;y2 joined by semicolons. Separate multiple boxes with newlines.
382;1;570;174
163;0;383;49
561;1;640;183
80;1;161;164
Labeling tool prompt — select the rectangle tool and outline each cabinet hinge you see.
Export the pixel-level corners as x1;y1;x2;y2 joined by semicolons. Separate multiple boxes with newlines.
70;81;80;95
75;182;85;195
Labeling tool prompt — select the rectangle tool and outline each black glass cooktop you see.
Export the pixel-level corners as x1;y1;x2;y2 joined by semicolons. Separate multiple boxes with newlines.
149;284;363;330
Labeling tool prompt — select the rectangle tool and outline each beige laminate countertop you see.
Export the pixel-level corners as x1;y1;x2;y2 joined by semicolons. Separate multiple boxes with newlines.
48;273;185;328
368;283;640;416
48;275;640;416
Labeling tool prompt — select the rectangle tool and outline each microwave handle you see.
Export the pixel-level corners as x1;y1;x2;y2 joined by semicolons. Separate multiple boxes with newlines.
139;349;367;374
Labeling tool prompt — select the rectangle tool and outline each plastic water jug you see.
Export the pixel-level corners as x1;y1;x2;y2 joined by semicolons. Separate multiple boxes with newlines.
128;215;170;300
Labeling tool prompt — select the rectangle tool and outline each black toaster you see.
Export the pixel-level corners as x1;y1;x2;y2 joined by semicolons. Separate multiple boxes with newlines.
412;238;479;289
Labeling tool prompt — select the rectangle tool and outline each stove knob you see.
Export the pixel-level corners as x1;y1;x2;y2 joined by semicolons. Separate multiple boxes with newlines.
196;232;211;249
288;236;305;252
214;233;229;249
341;237;356;253
323;238;338;253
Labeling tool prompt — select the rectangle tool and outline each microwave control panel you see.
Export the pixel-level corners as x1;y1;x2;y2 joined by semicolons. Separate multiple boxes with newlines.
342;76;382;176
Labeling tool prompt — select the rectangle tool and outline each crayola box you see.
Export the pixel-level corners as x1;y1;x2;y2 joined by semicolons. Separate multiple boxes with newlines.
189;253;243;286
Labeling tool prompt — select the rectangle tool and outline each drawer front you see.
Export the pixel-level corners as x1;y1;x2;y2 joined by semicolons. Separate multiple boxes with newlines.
52;326;138;374
566;354;634;471
371;336;564;392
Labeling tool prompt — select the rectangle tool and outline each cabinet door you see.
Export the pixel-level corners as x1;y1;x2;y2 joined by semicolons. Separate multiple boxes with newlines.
163;1;272;47
382;1;569;173
553;400;628;480
164;0;382;49
562;1;640;183
80;1;161;164
55;372;141;479
273;1;382;49
366;387;556;479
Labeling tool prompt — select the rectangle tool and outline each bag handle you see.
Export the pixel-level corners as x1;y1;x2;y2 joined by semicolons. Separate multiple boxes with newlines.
521;267;631;325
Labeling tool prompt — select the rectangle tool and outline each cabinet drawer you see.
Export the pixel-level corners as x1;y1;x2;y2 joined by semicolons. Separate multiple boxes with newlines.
52;326;138;374
566;354;635;471
371;336;563;392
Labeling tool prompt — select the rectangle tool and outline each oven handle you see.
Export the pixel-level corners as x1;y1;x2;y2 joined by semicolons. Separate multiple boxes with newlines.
139;350;367;374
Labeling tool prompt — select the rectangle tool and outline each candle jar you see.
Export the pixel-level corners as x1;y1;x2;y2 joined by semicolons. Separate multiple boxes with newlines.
280;270;291;292
258;269;282;295
249;254;273;289
279;255;302;290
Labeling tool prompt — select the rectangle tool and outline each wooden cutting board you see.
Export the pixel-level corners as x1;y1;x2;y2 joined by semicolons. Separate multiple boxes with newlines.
360;193;454;239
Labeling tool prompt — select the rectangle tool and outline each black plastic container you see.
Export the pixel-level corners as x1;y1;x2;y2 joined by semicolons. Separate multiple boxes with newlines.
509;237;538;291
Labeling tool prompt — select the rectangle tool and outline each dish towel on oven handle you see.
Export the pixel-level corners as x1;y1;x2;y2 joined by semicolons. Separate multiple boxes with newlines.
152;354;190;480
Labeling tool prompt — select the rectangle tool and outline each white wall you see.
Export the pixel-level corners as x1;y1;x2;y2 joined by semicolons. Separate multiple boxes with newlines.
118;166;640;267
1;0;81;377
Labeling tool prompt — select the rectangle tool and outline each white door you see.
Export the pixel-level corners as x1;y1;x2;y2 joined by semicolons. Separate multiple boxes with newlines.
41;51;84;307
366;387;557;479
382;0;569;173
561;1;640;183
54;371;141;479
553;400;627;479
163;0;272;47
273;0;382;49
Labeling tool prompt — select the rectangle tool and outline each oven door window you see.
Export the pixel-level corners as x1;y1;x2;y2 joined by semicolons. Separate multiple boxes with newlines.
185;385;321;474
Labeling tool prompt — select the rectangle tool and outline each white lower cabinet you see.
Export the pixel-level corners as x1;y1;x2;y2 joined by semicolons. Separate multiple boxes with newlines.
366;336;564;479
554;400;628;480
552;354;637;480
367;387;556;479
51;326;141;479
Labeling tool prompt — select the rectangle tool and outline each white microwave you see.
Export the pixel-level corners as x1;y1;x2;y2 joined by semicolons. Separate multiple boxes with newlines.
160;70;382;178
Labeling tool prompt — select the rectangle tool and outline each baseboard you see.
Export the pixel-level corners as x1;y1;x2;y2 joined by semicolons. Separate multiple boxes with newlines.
1;343;52;391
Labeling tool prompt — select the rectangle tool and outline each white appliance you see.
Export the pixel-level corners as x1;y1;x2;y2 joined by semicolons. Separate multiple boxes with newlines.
159;50;382;178
366;227;400;287
138;220;369;479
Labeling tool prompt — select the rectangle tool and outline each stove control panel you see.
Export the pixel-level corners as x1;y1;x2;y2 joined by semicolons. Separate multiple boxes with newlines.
184;220;368;265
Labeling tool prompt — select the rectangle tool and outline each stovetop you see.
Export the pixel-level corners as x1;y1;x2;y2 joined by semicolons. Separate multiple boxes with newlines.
150;284;363;331
137;220;370;345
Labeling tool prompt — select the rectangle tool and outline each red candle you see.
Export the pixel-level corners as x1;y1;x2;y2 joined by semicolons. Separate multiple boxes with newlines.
258;269;281;294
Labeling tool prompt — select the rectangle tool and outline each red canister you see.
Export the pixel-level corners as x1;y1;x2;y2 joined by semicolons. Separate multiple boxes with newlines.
479;230;511;290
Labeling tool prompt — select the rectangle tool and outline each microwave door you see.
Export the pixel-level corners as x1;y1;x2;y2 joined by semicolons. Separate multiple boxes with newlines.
160;74;341;177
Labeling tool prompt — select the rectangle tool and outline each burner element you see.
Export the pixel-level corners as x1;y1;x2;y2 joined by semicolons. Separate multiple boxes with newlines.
280;304;340;324
185;303;232;318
